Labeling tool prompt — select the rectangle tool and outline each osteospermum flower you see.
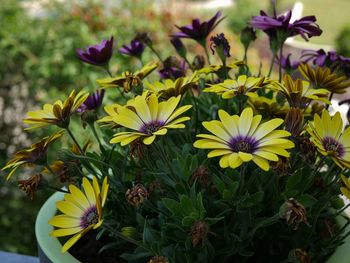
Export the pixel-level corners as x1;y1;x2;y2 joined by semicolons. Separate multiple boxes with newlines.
340;174;350;201
49;176;109;252
119;38;145;58
145;73;199;99
2;131;64;180
24;90;89;130
299;63;350;94
270;75;329;107
77;90;105;113
97;62;158;93
108;93;192;145
203;75;266;99
194;108;294;171
306;111;350;168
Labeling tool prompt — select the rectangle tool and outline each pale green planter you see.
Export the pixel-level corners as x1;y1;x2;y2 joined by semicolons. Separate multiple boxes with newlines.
36;192;350;263
35;191;81;263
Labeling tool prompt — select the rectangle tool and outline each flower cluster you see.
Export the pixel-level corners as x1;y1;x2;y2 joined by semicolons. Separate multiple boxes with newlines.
3;7;350;263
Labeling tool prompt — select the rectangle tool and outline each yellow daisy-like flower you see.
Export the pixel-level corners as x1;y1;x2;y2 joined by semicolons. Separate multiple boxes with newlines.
299;63;350;94
98;104;121;128
203;75;266;99
49;176;109;253
248;95;288;118
108;93;192;146
306;110;350;168
340;174;350;200
145;73;199;99
2;131;64;180
97;62;158;93
24;90;89;130
194;108;294;171
269;75;329;107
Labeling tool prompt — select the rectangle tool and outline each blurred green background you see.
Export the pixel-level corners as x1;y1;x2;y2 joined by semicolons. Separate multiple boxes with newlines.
0;0;349;256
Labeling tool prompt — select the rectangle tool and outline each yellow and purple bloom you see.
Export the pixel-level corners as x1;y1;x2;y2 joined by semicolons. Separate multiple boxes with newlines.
76;36;114;66
172;11;224;44
119;38;145;58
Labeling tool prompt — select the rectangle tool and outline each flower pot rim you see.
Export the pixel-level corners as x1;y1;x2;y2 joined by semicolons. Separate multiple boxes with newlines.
35;191;81;263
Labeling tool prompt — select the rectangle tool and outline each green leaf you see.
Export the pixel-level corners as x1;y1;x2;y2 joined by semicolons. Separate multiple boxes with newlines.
240;191;264;208
180;195;194;215
213;175;225;194
298;194;317;208
162;198;182;216
182;216;196;226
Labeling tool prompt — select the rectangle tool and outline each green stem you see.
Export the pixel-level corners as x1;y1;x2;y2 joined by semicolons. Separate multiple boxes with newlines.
47;186;69;193
335;203;350;217
89;123;103;149
107;144;116;163
278;44;284;82
243;47;248;64
66;127;85;156
184;56;194;71
268;53;276;78
150;46;162;62
203;45;211;65
326;92;334;110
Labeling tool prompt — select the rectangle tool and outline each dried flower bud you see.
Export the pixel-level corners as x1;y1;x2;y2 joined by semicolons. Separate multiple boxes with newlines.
298;136;316;163
210;33;231;62
130;139;144;159
136;32;153;47
240;26;257;50
280;198;308;230
192;55;205;70
170;37;187;58
271;157;290;176
148;256;169;263
18;174;43;200
125;184;149;206
319;219;337;239
191;165;210;188
310;102;324;116
285;108;304;136
191;221;210;247
289;249;311;263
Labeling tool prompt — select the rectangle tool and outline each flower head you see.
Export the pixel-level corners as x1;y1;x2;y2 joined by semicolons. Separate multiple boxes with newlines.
145;73;199;99
77;90;105;113
301;49;337;67
306;111;350;168
158;56;187;80
76;36;114;66
24;90;89;130
107;93;192;145
299;63;350;94
278;54;300;73
172;11;224;44
49;176;109;252
203;75;266;99
2;131;64;180
194;108;294;171
119;38;145;58
280;198;308;230
97;62;158;93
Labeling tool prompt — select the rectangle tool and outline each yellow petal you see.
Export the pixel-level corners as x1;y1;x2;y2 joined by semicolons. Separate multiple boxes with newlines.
229;153;243;168
238;108;253;135
238;152;253;162
56;201;84;217
208;149;233;158
253;118;284;140
82;177;96;205
219;154;230;168
49;215;81;228
68;185;90;209
143;135;156;145
51;227;82;237
252;155;270;171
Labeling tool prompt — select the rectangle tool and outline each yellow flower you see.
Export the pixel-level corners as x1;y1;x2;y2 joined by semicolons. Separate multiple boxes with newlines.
270;75;329;107
194;108;294;171
299;63;350;94
97;62;158;93
248;95;288;118
24;90;89;130
49;176;109;253
2;131;64;180
340;174;350;200
306;110;350;168
145;73;199;99
108;93;192;145
203;75;266;99
197;61;244;75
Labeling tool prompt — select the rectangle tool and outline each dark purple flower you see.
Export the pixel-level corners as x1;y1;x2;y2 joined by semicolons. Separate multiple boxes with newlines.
76;36;114;66
158;56;186;80
278;54;299;71
77;90;105;113
172;11;224;44
250;10;322;42
119;39;145;58
301;49;347;67
170;37;187;57
210;33;231;58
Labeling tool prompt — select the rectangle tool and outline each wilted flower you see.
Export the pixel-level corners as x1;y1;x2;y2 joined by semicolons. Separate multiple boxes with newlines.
172;11;224;45
210;33;231;62
76;36;114;66
148;256;169;263
119;38;145;58
191;221;210;247
191;165;210;188
2;131;64;180
18;174;43;200
125;184;149;206
285;108;304;136
24;90;89;130
280;198;308;230
77;90;105;113
159;56;187;80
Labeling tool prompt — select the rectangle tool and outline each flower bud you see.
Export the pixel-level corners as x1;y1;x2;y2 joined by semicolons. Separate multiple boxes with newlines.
190;221;210;247
285;108;304;136
210;33;231;63
280;198;308;230
125;184;149;206
289;249;311;263
136;32;153;47
191;165;210;188
240;26;256;50
170;37;187;58
192;55;205;70
148;256;169;263
18;174;43;200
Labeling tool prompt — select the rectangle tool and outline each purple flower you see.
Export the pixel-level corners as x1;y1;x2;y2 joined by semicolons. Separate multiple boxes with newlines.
251;10;322;42
158;56;186;80
76;37;114;66
170;37;187;57
119;39;145;58
301;49;347;67
77;90;105;113
172;11;224;44
278;54;299;71
210;33;231;58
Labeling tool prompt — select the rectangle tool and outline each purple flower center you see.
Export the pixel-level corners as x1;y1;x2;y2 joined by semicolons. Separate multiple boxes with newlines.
322;137;345;157
229;135;258;153
80;205;99;228
140;121;164;135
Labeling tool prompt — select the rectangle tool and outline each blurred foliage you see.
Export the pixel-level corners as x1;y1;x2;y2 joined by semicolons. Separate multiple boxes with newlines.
336;24;350;57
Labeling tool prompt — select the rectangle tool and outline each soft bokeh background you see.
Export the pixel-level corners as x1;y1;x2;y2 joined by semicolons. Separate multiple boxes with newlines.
0;0;349;256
